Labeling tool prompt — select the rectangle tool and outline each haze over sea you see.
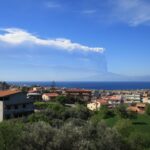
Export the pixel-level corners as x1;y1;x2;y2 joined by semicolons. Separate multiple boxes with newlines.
9;81;150;90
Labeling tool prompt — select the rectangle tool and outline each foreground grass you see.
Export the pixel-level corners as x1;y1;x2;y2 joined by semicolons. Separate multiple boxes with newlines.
105;114;150;135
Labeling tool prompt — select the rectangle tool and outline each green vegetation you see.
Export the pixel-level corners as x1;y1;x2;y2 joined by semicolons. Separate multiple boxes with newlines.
146;104;150;115
1;102;150;150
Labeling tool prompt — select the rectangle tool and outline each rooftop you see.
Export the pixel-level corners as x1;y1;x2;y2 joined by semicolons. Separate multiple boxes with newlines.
0;90;21;97
43;93;59;97
66;89;91;93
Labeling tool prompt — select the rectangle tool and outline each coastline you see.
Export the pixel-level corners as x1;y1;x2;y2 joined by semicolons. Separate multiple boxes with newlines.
8;81;150;90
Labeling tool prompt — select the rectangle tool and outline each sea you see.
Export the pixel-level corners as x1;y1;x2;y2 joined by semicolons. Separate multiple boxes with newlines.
8;81;150;90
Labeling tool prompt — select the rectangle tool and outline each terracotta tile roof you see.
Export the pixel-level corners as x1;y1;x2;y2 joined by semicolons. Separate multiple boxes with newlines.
97;99;108;105
107;95;122;101
28;90;37;93
128;106;137;112
66;89;91;93
136;103;146;108
43;93;59;97
0;90;21;97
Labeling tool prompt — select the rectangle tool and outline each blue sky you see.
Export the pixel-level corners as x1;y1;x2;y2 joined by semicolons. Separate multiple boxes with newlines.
0;0;150;81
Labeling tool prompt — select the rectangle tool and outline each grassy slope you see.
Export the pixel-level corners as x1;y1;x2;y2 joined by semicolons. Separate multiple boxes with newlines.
105;114;150;135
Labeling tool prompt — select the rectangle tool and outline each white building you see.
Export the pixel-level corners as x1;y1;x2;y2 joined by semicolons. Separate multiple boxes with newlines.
124;94;141;104
107;95;123;107
0;90;34;121
142;97;150;104
42;93;59;101
27;92;42;101
87;99;108;111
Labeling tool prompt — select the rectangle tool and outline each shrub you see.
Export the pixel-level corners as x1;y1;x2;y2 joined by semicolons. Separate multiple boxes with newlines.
55;96;68;105
100;105;115;119
128;132;150;150
115;105;128;119
146;104;150;115
115;119;133;137
0;121;23;150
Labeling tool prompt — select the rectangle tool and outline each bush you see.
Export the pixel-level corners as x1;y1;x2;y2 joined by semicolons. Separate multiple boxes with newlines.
28;112;49;123
146;104;150;115
55;96;68;105
0;121;23;150
127;110;137;119
34;102;65;112
115;119;133;137
115;105;128;119
100;105;115;119
128;132;150;150
20;121;56;150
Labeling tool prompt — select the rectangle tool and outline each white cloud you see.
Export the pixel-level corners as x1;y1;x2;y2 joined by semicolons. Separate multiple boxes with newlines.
112;0;150;26
0;28;104;53
77;0;150;26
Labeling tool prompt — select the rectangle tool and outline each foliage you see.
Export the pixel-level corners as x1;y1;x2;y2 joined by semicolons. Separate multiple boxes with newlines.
127;110;137;119
34;101;65;112
99;105;115;119
128;132;150;150
146;104;150;115
28;112;49;123
55;96;68;105
115;119;133;137
0;121;23;150
115;105;129;119
21;86;30;93
20;121;56;150
1;101;150;150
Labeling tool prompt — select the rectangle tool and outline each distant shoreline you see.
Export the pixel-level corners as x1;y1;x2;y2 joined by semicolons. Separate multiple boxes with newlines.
8;81;150;90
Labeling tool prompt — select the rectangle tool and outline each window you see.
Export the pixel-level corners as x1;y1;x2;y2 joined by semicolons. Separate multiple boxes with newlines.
23;104;26;108
4;96;9;100
14;105;18;109
0;98;3;101
6;105;11;110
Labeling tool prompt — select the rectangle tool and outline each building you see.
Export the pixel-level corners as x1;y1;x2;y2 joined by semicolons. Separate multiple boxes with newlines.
128;103;146;114
27;90;42;101
107;95;123;107
42;93;59;101
142;97;150;104
87;99;108;111
32;87;43;92
0;90;34;121
65;89;92;102
124;94;141;104
27;92;42;101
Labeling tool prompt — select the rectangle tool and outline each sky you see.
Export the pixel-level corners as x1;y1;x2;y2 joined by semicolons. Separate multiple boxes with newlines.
0;0;150;81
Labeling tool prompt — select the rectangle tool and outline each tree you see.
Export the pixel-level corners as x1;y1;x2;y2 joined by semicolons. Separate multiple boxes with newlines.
99;105;114;119
115;105;128;119
20;121;56;150
127;110;137;119
81;121;127;150
55;96;67;105
146;104;150;115
0;121;23;150
21;86;30;93
28;112;49;123
53;122;82;150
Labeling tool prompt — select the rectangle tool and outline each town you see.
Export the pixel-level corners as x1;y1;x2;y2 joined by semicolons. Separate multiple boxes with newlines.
0;81;150;121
